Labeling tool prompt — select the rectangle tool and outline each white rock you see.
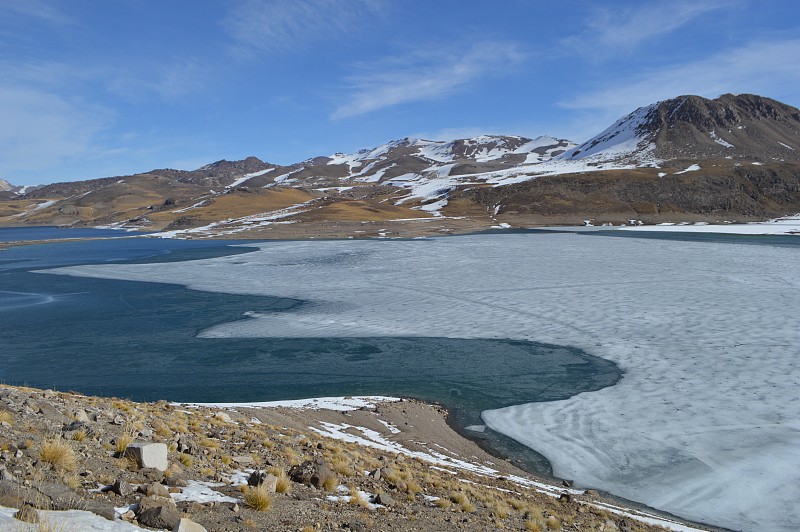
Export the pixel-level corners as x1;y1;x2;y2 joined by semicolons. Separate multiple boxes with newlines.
174;517;207;532
124;443;168;471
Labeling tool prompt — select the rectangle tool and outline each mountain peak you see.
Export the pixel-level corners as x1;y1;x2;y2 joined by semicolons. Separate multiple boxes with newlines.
563;94;800;164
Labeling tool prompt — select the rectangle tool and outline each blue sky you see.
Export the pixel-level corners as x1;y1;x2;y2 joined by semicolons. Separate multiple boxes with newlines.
1;0;799;185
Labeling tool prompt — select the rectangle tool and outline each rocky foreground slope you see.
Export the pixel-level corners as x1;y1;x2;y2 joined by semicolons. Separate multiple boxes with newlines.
1;93;798;238
0;385;699;531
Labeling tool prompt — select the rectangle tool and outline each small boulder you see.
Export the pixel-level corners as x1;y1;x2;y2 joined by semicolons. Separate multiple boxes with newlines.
247;471;277;492
174;517;208;532
145;482;170;498
374;492;394;506
214;412;232;423
137;504;181;530
111;478;134;497
82;500;116;521
288;459;335;489
124;443;168;471
231;455;254;466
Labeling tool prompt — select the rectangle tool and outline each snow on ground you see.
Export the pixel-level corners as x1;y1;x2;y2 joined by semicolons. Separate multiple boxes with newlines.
11;200;57;218
172;199;210;213
186;396;400;411
0;505;147;531
226;168;274;189
559;103;657;162
674;164;700;174
709;130;734;148
170;480;239;503
44;233;800;531
618;213;800;235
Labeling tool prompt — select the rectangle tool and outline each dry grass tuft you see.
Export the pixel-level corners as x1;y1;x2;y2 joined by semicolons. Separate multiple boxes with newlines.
177;453;193;467
40;438;77;471
545;516;562;530
524;519;543;532
243;485;273;512
321;475;338;492
0;409;13;425
348;485;370;508
449;491;468;504
70;429;87;443
267;467;292;494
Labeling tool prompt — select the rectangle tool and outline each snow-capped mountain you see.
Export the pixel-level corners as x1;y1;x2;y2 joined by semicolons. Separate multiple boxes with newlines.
4;93;800;234
562;94;800;165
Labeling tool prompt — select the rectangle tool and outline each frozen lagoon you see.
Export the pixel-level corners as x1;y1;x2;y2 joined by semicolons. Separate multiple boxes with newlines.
47;232;800;531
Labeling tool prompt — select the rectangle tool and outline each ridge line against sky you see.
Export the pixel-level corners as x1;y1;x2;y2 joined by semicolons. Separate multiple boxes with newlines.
1;0;798;185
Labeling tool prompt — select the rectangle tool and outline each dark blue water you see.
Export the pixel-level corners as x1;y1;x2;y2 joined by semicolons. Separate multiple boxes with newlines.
0;226;138;242
0;228;625;474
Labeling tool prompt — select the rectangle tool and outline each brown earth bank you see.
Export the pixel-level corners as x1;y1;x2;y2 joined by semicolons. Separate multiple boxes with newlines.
0;385;708;531
3;161;800;240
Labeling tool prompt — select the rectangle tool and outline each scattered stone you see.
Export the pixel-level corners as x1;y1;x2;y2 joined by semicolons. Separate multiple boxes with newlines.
120;509;136;522
231;455;254;466
138;494;178;512
73;409;90;423
137;504;181;530
35;482;77;510
62;420;94;439
288;459;335;489
83;499;116;521
375;492;395;506
38;402;66;422
562;479;574;487
0;466;16;482
214;412;232;423
14;503;39;523
173;517;208;532
139;467;166;482
111;478;134;497
247;471;278;492
559;493;572;503
368;468;381;481
124;443;168;471
145;482;171;498
618;518;634;532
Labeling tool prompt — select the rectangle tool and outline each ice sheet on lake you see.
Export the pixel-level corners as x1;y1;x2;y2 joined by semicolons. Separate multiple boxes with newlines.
44;233;800;531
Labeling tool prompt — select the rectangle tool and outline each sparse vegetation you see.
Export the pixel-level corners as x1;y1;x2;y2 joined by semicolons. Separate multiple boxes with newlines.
0;383;670;531
243;485;273;512
39;437;76;471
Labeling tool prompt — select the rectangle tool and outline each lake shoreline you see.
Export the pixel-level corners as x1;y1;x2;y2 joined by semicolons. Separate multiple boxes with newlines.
0;383;710;531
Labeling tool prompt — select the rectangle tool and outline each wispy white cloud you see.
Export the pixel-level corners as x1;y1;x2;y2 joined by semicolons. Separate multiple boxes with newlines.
0;0;75;25
562;38;800;114
223;0;386;58
0;85;113;180
105;58;210;101
332;42;526;119
566;0;732;53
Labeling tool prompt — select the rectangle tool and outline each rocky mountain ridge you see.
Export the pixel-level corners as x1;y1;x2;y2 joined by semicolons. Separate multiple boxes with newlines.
2;93;799;237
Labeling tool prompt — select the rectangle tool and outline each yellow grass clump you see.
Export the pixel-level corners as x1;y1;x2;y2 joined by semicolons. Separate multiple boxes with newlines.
243;485;273;512
40;438;77;471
